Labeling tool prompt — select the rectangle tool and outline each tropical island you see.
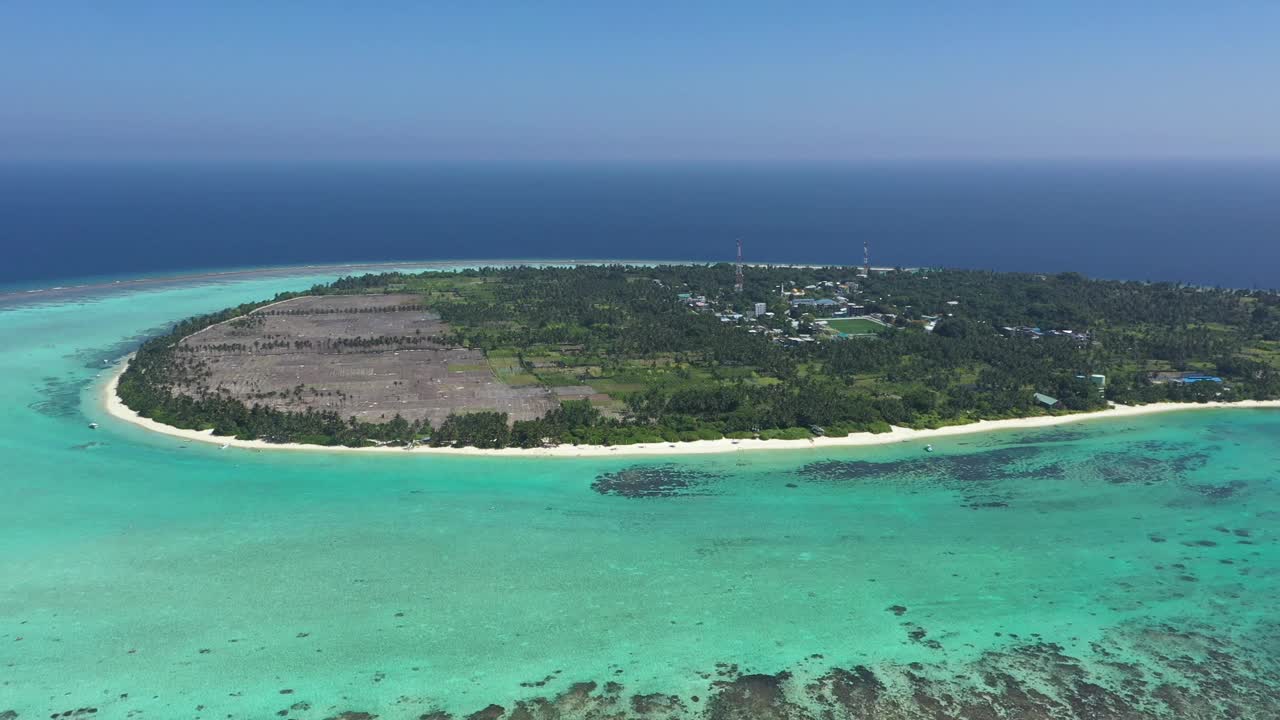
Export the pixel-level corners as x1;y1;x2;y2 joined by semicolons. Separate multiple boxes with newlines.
110;264;1280;451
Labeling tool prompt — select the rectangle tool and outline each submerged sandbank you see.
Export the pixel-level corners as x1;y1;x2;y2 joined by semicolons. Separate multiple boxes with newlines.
101;359;1280;457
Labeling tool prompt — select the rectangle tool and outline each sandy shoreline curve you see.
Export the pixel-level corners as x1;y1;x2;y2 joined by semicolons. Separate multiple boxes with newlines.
100;358;1280;458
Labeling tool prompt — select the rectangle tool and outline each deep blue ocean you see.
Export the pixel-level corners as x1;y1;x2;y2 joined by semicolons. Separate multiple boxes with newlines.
2;162;1278;288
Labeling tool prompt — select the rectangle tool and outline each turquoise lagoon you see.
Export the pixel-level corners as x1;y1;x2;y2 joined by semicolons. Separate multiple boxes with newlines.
1;270;1278;719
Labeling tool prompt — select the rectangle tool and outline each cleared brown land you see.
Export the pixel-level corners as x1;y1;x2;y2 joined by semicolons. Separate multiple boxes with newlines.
175;294;559;426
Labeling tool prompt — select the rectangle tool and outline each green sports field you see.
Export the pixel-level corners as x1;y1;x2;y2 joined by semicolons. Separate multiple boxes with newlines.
826;317;886;334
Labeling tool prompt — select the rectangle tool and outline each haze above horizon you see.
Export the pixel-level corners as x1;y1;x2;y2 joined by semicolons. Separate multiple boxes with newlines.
4;3;1280;164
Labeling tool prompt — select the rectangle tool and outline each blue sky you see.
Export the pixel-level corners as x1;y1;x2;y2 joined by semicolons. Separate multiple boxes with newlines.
3;2;1279;163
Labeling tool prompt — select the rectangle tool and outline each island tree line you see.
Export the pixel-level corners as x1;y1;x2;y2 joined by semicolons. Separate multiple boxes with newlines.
116;264;1280;448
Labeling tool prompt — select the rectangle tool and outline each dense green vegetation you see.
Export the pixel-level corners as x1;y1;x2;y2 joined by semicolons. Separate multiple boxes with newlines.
117;264;1280;448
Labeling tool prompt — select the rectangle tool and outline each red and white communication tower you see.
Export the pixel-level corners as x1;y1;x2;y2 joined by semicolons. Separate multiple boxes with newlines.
734;238;745;293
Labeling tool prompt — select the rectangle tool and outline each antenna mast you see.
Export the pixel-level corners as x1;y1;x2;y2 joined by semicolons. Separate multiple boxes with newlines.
735;238;745;293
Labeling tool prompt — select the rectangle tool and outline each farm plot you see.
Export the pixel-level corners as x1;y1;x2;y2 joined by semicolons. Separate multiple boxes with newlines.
175;294;559;427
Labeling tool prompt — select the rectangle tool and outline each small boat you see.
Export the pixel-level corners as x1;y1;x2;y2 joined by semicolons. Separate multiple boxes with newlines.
88;422;99;430
924;444;933;453
220;443;230;450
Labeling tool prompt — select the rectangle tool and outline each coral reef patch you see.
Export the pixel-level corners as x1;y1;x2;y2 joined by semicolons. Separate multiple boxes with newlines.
592;465;724;498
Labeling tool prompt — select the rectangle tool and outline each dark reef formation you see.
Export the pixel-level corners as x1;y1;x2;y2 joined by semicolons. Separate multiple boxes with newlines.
314;620;1280;720
30;333;160;418
18;618;1279;719
1091;441;1212;485
982;425;1094;446
799;446;1059;484
592;465;724;498
29;375;89;419
795;439;1234;511
796;446;1062;510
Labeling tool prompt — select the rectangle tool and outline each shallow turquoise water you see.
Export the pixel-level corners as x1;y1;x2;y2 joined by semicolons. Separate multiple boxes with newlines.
2;272;1278;719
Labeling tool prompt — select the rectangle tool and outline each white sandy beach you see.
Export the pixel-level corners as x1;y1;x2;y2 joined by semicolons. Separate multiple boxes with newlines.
100;358;1280;457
